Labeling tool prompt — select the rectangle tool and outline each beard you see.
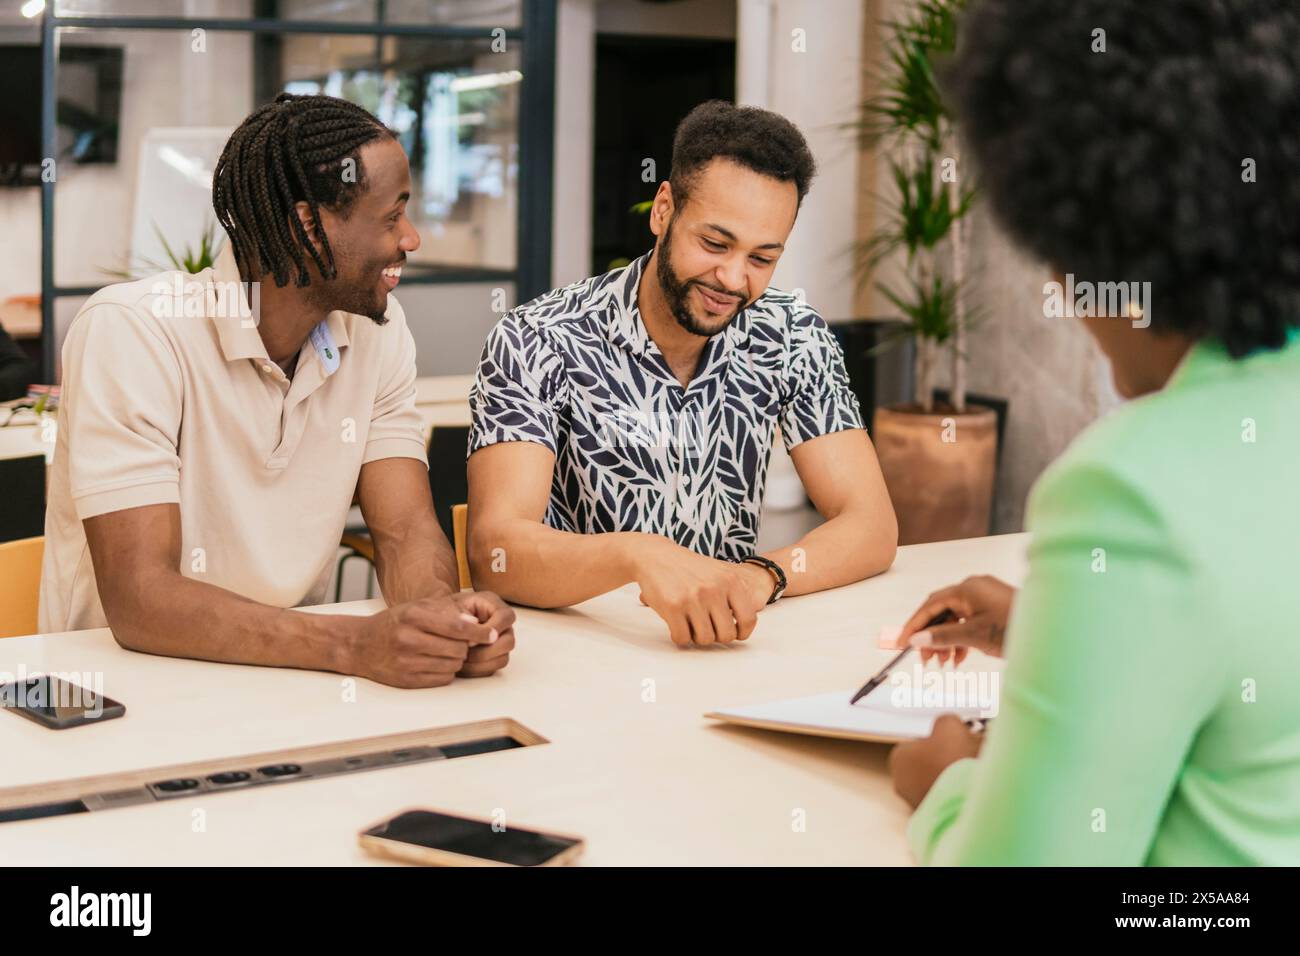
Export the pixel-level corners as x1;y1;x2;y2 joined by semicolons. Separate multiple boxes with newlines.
307;247;392;325
329;272;390;325
655;219;746;336
309;284;388;326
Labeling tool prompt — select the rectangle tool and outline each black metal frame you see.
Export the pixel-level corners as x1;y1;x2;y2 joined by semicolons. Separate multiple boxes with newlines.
37;1;556;383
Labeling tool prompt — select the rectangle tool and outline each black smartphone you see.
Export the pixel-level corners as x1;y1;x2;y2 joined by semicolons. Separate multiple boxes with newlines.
360;809;584;867
0;675;126;729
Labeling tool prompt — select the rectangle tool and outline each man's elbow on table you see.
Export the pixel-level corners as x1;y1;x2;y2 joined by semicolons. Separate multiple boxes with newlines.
96;571;166;653
823;501;898;586
844;453;899;580
864;509;899;578
468;518;552;609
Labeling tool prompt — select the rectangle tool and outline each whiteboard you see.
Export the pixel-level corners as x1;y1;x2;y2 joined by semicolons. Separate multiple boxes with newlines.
129;127;233;271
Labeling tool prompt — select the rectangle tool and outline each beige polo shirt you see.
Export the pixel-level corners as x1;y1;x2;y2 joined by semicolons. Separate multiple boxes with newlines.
39;245;427;634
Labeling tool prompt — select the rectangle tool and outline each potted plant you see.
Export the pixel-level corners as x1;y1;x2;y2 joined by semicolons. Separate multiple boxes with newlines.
855;0;998;544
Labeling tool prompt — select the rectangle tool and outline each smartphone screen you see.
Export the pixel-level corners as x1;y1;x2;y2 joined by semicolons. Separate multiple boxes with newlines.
0;676;124;727
366;810;580;867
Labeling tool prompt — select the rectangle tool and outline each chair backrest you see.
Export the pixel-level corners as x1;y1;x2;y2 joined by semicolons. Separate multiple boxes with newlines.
451;503;471;591
427;425;470;543
0;536;44;638
0;454;46;544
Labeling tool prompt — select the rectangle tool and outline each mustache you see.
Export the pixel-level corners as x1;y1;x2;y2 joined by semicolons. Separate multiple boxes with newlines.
690;280;744;303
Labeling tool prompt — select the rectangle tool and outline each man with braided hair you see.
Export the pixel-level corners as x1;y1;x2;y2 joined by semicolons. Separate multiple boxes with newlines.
39;94;516;689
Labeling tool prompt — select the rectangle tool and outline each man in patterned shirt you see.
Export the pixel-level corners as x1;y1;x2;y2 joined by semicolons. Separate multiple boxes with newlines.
467;101;897;646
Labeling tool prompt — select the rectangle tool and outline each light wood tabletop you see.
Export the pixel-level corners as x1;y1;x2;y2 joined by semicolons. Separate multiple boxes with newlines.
0;532;1028;865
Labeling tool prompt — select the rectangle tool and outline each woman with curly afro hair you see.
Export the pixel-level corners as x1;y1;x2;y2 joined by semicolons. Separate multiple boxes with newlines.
887;0;1300;864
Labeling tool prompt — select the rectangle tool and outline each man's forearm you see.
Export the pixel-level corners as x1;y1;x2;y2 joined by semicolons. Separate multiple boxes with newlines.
762;507;896;598
371;508;460;604
470;518;638;608
104;568;361;673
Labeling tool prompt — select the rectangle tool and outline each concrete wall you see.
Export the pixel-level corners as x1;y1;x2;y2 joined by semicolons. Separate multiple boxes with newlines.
958;206;1120;531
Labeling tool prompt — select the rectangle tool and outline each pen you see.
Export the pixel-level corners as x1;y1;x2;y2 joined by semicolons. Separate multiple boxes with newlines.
848;609;956;705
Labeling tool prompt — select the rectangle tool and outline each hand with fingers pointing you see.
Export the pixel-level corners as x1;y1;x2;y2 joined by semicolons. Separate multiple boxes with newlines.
895;575;1017;664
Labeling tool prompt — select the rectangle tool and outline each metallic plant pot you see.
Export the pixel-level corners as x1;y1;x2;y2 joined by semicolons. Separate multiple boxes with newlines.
872;404;999;545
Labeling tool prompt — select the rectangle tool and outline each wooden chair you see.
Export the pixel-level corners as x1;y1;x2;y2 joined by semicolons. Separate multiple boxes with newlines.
0;536;44;638
335;504;472;600
335;426;472;600
451;503;471;591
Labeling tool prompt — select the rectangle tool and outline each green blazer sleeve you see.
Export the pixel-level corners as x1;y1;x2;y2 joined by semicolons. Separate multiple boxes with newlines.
907;458;1224;865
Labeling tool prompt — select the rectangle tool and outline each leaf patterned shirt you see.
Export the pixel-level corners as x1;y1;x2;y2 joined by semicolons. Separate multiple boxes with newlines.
468;253;865;560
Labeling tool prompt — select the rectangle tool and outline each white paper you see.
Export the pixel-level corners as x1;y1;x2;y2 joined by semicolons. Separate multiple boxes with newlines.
708;682;994;743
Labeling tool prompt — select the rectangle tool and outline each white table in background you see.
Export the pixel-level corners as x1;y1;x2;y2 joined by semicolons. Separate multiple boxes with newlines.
414;374;472;439
0;423;49;464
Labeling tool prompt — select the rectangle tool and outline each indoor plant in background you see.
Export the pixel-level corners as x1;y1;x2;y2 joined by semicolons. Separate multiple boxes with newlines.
855;0;999;544
102;220;224;281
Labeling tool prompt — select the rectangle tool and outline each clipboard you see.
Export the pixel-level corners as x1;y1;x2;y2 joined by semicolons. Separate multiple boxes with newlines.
705;683;996;744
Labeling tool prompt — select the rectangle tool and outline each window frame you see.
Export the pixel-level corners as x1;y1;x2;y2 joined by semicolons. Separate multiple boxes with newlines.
36;0;556;381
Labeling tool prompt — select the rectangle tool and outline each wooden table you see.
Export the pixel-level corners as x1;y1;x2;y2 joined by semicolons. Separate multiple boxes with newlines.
0;533;1027;865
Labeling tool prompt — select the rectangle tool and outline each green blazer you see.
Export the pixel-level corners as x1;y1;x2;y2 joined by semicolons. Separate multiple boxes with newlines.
909;331;1300;865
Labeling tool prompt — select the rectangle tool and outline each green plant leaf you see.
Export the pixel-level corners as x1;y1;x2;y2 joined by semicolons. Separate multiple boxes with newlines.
153;222;181;271
877;271;959;343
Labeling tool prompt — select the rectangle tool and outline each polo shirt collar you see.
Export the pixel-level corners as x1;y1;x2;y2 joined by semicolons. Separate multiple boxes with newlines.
606;251;753;358
209;243;351;373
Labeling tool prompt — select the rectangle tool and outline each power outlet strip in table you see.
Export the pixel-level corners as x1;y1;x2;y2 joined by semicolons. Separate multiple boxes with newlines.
0;717;545;824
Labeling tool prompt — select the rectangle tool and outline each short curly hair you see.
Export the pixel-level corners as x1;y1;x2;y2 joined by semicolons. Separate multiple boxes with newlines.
669;100;817;209
947;0;1300;357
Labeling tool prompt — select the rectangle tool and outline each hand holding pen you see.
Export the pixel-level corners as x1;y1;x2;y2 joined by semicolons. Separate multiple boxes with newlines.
851;576;1019;706
889;574;1017;663
850;609;956;705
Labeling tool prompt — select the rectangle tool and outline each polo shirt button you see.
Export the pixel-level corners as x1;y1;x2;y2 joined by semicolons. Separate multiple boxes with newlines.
681;474;691;487
261;364;273;373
